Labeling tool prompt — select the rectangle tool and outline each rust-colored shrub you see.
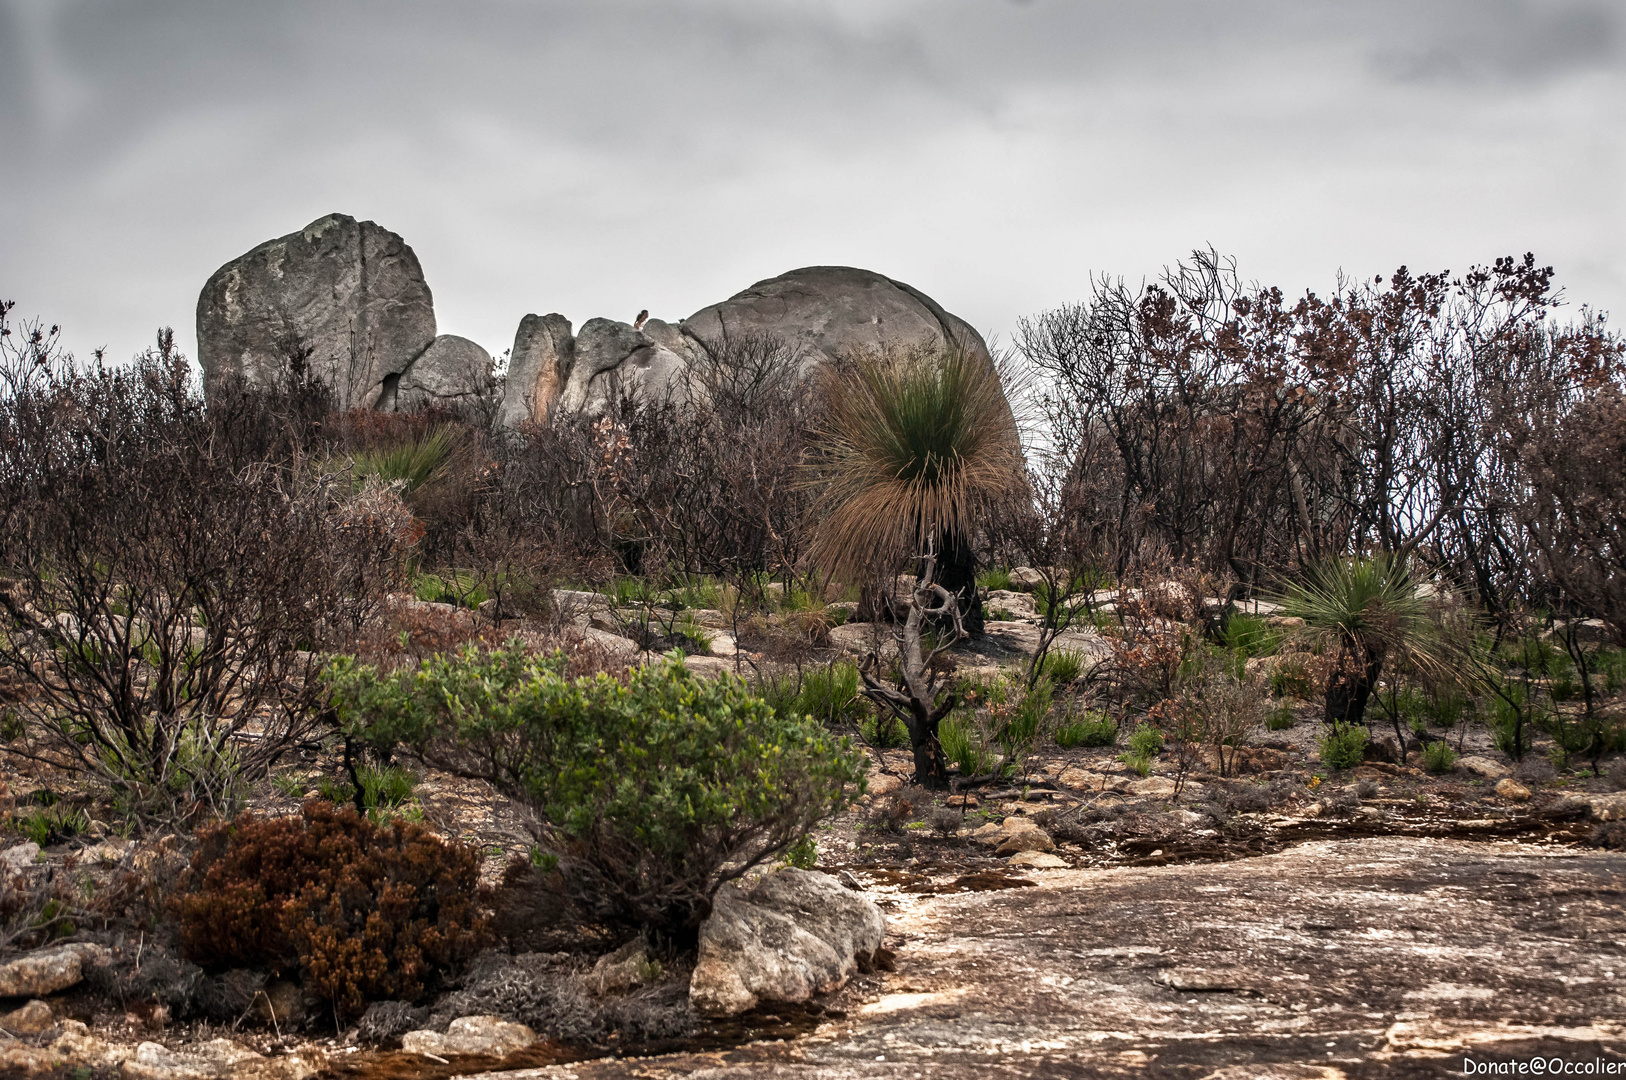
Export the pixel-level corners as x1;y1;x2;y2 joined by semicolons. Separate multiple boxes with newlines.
175;801;487;1019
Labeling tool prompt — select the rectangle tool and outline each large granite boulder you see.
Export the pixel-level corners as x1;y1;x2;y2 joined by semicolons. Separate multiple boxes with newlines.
391;334;495;412
495;313;575;430
198;214;477;413
495;266;992;429
688;867;886;1017
683;265;990;379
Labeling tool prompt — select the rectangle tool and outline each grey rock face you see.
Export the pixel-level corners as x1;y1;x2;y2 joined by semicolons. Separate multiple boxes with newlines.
556;317;695;416
392;334;495;412
682;265;993;379
496;313;575;430
688;867;885;1017
197;214;437;411
493;266;992;430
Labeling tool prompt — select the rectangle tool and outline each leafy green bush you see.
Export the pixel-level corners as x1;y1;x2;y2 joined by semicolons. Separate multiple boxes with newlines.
1265;703;1296;731
1422;740;1457;774
1319;722;1368;771
326;643;866;934
781;833;818;870
1055;710;1117;748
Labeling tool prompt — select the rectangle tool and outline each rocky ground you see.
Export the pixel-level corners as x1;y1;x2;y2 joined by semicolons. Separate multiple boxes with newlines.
2;589;1624;1078
424;836;1624;1080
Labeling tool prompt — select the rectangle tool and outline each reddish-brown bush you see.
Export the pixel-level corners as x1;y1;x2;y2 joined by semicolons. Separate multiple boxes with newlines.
175;801;487;1019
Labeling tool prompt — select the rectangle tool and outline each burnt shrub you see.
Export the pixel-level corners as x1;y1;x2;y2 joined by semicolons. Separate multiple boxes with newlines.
0;323;407;813
325;643;867;937
174;801;487;1020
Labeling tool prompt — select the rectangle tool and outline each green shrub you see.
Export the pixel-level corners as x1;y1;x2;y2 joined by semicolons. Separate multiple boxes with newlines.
1055;710;1117;748
781;833;818;870
175;800;487;1020
1319;722;1368;771
1422;740;1457;774
325;643;866;934
1265;704;1296;731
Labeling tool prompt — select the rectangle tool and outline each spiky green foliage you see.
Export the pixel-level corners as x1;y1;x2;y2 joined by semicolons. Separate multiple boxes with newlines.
349;423;458;496
1278;554;1461;726
807;345;1024;577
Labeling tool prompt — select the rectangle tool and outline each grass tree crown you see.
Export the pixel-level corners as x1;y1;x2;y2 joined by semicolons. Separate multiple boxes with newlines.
805;342;1025;580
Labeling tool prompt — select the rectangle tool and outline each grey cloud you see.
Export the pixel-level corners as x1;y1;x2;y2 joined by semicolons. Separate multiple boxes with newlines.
0;0;1620;368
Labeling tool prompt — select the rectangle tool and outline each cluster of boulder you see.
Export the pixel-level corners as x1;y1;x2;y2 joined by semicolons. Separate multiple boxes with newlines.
197;213;994;427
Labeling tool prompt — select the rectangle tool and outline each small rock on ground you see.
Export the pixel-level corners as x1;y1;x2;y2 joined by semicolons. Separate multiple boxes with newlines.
401;1015;538;1058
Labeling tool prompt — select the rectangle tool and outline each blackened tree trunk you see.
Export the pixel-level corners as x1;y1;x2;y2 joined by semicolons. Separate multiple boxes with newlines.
928;530;982;637
1324;647;1382;726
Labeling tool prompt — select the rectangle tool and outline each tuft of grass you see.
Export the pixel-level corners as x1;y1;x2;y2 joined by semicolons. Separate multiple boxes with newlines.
1126;723;1165;757
800;662;863;726
978;567;1014;591
1270;658;1315;699
348;423;458;496
1422;740;1457;774
1221;613;1282;658
1055;710;1117;748
1265;703;1296;731
940;714;996;777
12;804;89;847
271;773;308;798
860;716;909;748
1041;649;1086;685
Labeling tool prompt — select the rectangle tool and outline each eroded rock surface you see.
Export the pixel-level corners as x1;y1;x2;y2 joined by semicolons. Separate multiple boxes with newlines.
495;266;998;429
198;214;437;411
689;868;886;1017
393;334;495;412
455;837;1624;1078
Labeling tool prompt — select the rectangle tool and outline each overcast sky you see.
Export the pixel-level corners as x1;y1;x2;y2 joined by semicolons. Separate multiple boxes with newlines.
1;0;1621;367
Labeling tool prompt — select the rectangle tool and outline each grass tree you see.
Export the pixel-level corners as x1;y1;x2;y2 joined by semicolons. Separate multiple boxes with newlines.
805;343;1024;787
807;343;1024;634
1278;554;1461;746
